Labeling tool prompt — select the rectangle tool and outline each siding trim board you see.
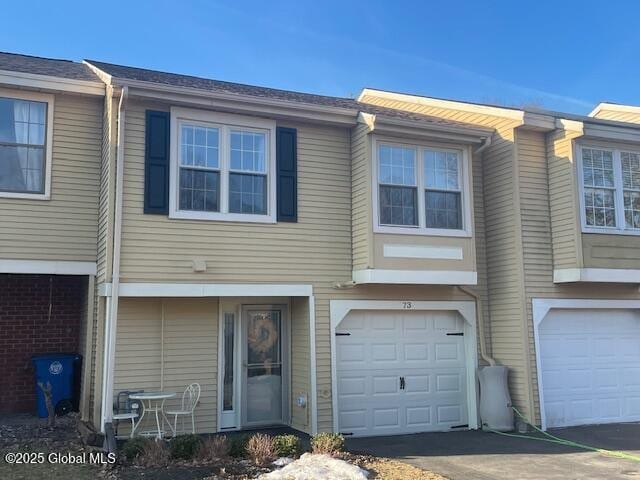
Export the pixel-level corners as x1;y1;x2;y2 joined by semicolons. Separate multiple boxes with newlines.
352;269;477;285
553;268;640;283
0;259;97;275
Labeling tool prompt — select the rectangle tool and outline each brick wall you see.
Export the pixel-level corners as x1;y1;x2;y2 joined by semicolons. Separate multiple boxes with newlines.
0;274;86;414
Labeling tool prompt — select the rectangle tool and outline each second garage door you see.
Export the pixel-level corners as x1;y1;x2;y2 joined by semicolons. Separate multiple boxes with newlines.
538;309;640;428
336;310;469;437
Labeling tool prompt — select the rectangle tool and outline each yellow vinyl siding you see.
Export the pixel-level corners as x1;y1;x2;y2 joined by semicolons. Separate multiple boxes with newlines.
119;101;352;283
582;233;640;268
0;93;102;262
108;98;497;432
290;296;311;432
546;128;583;270
516;128;640;423
516;128;554;422
351;123;372;270
114;297;218;434
358;92;534;417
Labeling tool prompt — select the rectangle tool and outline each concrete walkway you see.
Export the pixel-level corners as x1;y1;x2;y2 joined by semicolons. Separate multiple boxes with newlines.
347;423;640;480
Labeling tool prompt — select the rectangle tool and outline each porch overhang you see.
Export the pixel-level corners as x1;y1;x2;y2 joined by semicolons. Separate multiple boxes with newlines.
97;282;312;297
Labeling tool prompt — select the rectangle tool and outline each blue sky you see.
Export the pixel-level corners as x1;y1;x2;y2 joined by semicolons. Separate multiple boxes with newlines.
1;1;637;114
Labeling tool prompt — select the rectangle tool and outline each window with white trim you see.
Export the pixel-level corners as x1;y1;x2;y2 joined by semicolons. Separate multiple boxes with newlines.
580;145;640;233
170;108;275;222
622;151;640;229
424;149;462;229
0;94;51;197
376;141;469;235
378;144;417;226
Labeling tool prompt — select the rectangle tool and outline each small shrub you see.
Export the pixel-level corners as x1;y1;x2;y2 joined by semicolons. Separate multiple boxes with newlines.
246;433;277;466
135;439;170;467
121;437;151;461
229;434;250;458
273;434;301;457
311;432;344;456
170;434;202;460
198;435;230;462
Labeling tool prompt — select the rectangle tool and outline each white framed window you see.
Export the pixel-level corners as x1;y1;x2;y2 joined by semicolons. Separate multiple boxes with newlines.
169;107;276;223
0;89;54;200
578;143;640;235
373;137;472;237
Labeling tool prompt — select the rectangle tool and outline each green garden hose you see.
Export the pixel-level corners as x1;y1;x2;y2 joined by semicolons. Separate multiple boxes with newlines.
484;406;640;463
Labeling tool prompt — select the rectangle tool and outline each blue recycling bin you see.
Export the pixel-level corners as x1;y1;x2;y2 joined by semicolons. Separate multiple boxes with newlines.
32;353;81;418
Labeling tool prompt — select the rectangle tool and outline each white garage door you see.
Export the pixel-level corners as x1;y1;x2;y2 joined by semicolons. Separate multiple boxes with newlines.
539;309;640;428
336;310;468;437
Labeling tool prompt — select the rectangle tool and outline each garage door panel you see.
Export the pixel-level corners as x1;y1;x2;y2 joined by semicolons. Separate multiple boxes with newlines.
406;406;432;428
404;343;429;362
337;310;468;436
623;368;640;388
539;309;640;428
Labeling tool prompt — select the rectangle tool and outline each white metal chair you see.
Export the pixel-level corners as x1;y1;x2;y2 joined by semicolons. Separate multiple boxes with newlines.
165;383;201;435
113;412;139;438
113;390;142;439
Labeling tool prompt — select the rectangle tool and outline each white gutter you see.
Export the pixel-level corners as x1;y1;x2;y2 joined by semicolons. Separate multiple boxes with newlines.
101;85;128;431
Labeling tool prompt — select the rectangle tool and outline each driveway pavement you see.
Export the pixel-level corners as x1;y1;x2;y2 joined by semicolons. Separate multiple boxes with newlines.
347;423;640;480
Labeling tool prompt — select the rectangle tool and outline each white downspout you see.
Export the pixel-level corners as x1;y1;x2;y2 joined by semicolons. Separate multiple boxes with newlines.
101;85;128;431
473;135;492;155
458;285;496;367
463;134;495;366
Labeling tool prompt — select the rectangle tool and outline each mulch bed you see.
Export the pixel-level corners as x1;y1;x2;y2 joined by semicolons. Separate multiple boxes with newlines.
0;415;447;480
345;453;449;480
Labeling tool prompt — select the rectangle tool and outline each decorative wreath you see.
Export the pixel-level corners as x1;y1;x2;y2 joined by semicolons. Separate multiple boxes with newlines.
248;314;279;357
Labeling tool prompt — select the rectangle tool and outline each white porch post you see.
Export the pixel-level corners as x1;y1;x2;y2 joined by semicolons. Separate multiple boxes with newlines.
100;297;117;433
309;295;318;435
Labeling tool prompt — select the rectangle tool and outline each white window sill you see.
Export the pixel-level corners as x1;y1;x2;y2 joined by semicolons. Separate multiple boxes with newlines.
169;210;276;224
0;191;50;200
374;223;472;238
582;226;640;236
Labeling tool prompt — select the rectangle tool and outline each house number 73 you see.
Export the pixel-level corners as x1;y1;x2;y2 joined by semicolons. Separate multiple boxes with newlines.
402;301;413;309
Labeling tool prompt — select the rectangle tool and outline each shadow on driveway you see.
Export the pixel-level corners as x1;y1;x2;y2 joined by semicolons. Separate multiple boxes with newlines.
347;423;640;480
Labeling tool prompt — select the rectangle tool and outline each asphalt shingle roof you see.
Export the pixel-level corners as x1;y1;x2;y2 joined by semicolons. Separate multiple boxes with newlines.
86;59;490;132
0;52;100;82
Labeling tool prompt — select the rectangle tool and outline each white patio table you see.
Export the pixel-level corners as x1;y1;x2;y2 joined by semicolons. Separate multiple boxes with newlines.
129;391;176;439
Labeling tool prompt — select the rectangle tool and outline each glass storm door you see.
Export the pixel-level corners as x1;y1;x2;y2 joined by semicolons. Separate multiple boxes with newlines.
242;308;284;426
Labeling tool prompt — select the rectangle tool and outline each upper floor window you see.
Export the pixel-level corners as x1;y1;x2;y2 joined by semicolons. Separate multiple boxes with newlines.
579;145;640;234
374;139;471;237
169;108;276;223
0;90;53;199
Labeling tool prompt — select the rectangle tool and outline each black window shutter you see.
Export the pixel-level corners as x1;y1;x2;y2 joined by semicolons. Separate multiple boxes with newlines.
276;127;297;222
144;110;170;214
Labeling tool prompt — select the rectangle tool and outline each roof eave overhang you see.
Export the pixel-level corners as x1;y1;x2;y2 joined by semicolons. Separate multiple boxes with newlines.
588;102;640;118
556;118;640;144
359;111;492;145
359;88;562;132
106;76;360;127
0;69;105;96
